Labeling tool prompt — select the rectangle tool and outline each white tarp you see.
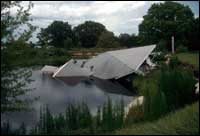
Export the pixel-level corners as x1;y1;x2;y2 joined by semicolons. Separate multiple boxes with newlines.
52;44;156;79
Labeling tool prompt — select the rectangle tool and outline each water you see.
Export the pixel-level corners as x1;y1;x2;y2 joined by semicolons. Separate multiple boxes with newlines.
1;67;136;129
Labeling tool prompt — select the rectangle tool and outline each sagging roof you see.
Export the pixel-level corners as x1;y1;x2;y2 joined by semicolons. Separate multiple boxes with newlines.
84;44;156;79
52;59;92;78
52;44;156;79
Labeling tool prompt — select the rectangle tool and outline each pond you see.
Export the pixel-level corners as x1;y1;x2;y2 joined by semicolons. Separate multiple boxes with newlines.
1;67;136;130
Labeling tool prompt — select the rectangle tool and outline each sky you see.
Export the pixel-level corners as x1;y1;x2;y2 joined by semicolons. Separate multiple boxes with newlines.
12;1;199;43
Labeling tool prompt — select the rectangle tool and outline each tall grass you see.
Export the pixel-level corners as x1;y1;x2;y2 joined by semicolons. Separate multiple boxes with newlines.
132;55;196;121
1;97;125;135
114;101;199;135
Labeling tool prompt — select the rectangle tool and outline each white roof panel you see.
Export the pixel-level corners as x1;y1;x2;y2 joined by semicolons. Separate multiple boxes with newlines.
53;59;92;77
85;44;156;79
107;44;156;71
52;45;156;79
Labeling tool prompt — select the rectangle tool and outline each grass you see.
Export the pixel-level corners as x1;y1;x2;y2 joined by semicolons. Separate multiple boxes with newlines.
176;52;199;69
112;101;199;135
133;69;160;95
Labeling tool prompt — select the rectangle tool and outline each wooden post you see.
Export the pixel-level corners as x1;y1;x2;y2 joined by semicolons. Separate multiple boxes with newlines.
172;36;174;54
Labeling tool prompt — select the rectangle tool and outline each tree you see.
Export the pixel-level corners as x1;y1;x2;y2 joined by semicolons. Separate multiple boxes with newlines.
73;21;106;48
96;31;120;48
139;1;195;50
37;21;73;48
118;33;139;47
1;1;35;113
187;17;199;50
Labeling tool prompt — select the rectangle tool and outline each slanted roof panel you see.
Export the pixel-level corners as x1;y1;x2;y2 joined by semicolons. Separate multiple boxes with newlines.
84;53;133;79
53;59;92;77
107;44;156;71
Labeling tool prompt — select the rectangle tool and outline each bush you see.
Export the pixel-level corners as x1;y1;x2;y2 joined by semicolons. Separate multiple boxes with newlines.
152;52;166;62
159;65;196;111
134;61;196;121
169;55;180;69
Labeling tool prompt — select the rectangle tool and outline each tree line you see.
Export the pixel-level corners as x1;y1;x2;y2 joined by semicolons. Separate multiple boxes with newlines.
36;2;199;51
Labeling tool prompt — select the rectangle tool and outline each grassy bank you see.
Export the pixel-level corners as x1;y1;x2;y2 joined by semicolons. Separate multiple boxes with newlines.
113;101;199;135
6;44;71;67
177;52;199;69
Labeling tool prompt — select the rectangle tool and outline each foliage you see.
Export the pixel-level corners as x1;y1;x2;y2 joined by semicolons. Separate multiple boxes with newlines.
2;98;125;135
139;1;195;50
159;63;196;111
118;33;139;47
1;121;27;135
6;44;71;67
1;1;35;113
1;1;36;43
155;39;168;52
168;55;180;69
96;31;120;48
187;17;199;50
114;101;199;135
73;21;106;48
37;21;74;48
151;52;166;63
133;58;196;121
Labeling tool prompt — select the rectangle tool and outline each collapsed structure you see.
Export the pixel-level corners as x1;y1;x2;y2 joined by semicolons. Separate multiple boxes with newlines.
42;44;156;80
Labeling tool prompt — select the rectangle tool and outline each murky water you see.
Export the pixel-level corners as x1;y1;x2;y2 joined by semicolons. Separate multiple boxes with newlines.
1;67;136;129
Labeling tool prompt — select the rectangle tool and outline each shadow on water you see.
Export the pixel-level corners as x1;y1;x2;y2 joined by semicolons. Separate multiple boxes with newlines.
56;76;136;96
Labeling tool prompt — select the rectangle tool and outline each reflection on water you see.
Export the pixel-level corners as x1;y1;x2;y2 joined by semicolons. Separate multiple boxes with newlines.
1;67;136;129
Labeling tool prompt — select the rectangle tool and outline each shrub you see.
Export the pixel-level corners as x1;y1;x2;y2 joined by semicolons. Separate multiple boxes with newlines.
159;65;196;111
169;55;180;69
152;52;166;62
134;61;196;121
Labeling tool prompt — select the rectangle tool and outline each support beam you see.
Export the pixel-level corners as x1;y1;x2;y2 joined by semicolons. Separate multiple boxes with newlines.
172;36;175;54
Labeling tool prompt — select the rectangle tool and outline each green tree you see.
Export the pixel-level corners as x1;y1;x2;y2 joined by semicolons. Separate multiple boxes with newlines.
187;17;199;50
118;33;139;47
1;1;35;113
96;31;120;48
37;21;73;48
139;1;194;50
73;21;106;48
